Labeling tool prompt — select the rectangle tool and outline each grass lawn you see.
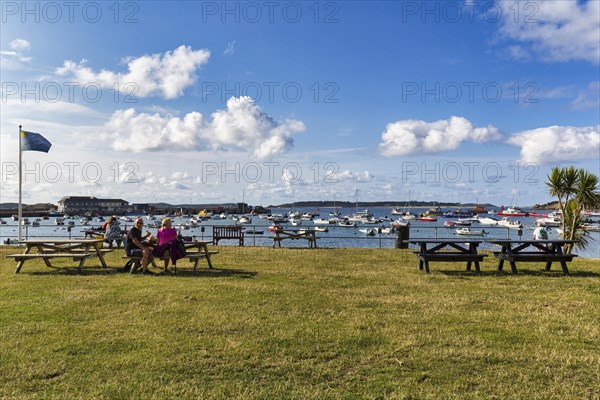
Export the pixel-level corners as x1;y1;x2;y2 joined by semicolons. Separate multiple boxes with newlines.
1;245;599;399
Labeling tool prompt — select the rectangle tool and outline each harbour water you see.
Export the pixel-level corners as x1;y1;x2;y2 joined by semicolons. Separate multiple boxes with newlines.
2;207;599;258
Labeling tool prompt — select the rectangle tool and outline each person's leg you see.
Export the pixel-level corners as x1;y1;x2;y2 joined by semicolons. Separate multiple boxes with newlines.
141;248;151;273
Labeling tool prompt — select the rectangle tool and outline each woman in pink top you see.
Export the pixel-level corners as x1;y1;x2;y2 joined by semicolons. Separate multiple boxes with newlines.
151;218;183;273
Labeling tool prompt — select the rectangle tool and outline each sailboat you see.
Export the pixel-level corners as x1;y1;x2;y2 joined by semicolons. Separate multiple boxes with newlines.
396;190;416;220
329;193;341;217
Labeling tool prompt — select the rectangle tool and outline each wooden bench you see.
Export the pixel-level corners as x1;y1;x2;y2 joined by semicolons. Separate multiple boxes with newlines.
272;230;317;248
7;253;92;272
213;226;244;246
492;251;577;274
122;250;219;273
417;252;487;273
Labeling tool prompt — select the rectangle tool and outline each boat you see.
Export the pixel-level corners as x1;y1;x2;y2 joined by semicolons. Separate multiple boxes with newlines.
476;216;499;225
417;216;437;222
535;217;561;227
497;206;529;217
313;218;332;225
444;220;457;227
11;215;18;221
290;218;302;226
443;209;474;218
581;223;600;232
32;219;41;227
392;219;410;228
0;218;6;225
359;228;376;236
391;207;403;215
338;219;357;227
268;225;283;232
55;217;65;225
455;227;487;236
238;216;252;224
244;228;264;235
314;226;329;232
401;212;417;220
379;227;394;234
498;217;523;229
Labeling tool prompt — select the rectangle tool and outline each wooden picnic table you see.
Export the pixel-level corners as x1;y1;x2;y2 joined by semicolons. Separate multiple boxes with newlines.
123;240;218;273
8;238;111;274
272;229;317;248
488;239;578;275
408;238;487;274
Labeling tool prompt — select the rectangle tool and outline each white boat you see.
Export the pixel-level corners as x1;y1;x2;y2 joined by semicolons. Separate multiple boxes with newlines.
314;226;329;232
536;217;561;227
401;212;417;220
313;218;332;225
392;219;410;227
498;217;523;229
338;220;357;227
582;223;600;232
238;216;252;224
455;227;487;236
379;227;394;234
0;218;6;224
32;220;41;227
477;216;500;225
391;207;403;215
290;218;302;226
54;217;65;225
359;228;376;236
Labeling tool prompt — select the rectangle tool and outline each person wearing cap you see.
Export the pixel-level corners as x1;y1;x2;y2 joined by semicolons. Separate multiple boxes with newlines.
125;218;153;274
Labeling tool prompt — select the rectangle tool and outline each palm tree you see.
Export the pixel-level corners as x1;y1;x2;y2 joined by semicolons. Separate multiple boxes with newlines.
546;167;600;253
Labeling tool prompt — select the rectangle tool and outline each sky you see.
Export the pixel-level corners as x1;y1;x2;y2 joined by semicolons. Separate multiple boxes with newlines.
1;0;599;207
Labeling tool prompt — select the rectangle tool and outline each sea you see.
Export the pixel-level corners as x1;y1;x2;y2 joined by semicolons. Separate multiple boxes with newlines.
2;207;599;259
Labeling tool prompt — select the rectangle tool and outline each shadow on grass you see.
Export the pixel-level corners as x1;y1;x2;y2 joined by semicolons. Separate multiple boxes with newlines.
27;266;258;279
439;268;600;278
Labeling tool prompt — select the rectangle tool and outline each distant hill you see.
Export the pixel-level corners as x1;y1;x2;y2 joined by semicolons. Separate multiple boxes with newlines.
269;201;497;209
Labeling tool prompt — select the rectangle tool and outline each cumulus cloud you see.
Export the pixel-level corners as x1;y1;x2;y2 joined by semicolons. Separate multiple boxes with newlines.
56;45;210;99
1;38;32;69
106;96;305;159
507;125;600;164
497;0;600;64
378;116;501;157
332;170;375;182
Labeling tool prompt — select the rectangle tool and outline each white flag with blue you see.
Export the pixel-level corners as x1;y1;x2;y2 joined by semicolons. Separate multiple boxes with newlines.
21;130;52;152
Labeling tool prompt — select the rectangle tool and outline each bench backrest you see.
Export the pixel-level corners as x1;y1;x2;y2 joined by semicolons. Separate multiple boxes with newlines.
213;226;243;238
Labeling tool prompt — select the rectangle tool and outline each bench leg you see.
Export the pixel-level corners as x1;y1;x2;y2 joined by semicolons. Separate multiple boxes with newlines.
509;261;518;274
545;261;552;271
418;259;424;271
466;261;472;271
424;260;430;274
14;260;26;274
77;258;86;274
497;259;504;272
474;261;481;274
559;261;569;276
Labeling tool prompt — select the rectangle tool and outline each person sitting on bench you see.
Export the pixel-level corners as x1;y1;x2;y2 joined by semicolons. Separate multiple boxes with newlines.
126;218;153;275
151;218;183;273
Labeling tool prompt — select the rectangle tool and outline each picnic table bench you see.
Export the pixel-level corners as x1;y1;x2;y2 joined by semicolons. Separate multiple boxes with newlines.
408;239;487;274
272;229;317;248
212;225;244;246
488;239;577;275
122;241;218;273
7;239;111;274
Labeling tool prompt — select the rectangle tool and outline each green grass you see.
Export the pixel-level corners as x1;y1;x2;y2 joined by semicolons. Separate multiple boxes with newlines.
1;246;599;399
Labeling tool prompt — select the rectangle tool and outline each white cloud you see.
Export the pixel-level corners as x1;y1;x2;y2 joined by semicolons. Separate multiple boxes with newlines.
332;170;375;182
56;45;210;99
497;0;600;64
507;125;600;164
378;116;501;157
0;38;32;69
105;96;305;158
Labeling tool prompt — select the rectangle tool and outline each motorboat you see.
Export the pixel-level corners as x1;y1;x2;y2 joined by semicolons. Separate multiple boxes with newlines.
314;226;329;232
455;227;487;236
418;216;437;222
359;228;376;236
497;206;528;217
313;218;332;225
498;217;523;229
477;216;500;225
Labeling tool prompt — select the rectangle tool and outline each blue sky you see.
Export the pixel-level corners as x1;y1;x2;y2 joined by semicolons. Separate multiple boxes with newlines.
1;0;599;207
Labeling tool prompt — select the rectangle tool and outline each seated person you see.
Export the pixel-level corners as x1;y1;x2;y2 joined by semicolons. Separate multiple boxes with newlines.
125;218;153;275
151;218;184;273
103;216;122;248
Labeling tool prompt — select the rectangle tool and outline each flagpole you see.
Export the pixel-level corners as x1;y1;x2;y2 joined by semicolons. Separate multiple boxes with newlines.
18;125;22;242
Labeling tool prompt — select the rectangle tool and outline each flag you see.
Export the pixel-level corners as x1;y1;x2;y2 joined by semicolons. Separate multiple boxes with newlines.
21;130;52;152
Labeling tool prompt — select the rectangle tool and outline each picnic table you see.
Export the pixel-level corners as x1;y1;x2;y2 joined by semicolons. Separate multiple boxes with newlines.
8;238;111;274
488;239;578;275
123;240;218;273
272;229;317;248
408;238;487;274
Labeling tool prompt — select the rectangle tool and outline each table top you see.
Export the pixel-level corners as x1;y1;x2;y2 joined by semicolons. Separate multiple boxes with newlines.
487;239;577;245
408;238;483;244
22;238;104;245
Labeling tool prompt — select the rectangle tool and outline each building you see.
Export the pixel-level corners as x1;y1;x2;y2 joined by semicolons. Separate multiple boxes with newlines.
57;196;129;214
